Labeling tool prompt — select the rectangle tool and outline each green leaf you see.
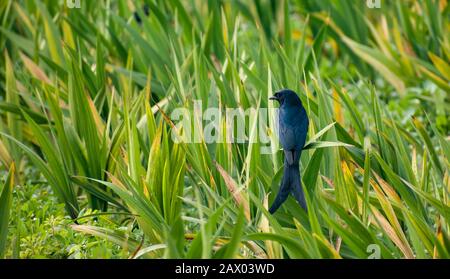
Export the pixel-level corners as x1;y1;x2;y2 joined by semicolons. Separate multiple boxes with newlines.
0;163;15;258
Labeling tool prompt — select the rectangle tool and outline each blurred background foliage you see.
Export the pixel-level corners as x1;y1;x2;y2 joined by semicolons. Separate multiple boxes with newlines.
0;0;448;258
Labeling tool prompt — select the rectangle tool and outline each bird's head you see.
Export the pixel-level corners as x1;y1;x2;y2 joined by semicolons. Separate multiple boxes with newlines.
269;89;302;107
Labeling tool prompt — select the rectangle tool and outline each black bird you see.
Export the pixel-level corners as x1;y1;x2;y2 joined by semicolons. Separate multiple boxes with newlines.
269;89;309;214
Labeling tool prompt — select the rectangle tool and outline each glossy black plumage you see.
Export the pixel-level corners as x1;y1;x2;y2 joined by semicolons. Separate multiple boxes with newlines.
269;89;309;214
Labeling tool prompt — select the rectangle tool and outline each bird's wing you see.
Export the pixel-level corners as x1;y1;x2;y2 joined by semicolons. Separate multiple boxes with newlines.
279;122;298;153
279;106;309;157
292;112;309;150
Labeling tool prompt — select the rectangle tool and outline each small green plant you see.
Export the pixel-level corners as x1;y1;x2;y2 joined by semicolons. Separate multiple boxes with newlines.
0;0;448;259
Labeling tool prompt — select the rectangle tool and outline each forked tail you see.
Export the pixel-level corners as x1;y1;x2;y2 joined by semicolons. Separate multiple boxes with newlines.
269;161;307;214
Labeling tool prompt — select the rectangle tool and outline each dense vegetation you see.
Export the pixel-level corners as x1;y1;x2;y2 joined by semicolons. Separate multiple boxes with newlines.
0;0;449;259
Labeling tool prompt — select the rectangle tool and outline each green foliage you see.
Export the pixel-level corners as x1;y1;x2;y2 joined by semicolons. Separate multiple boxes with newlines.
0;163;14;258
0;0;448;259
2;169;127;259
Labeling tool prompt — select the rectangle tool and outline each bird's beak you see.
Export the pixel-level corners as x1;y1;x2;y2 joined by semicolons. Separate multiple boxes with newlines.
269;95;278;101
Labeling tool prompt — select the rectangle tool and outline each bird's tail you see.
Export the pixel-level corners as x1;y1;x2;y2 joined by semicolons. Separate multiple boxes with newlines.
269;162;307;214
290;164;307;212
